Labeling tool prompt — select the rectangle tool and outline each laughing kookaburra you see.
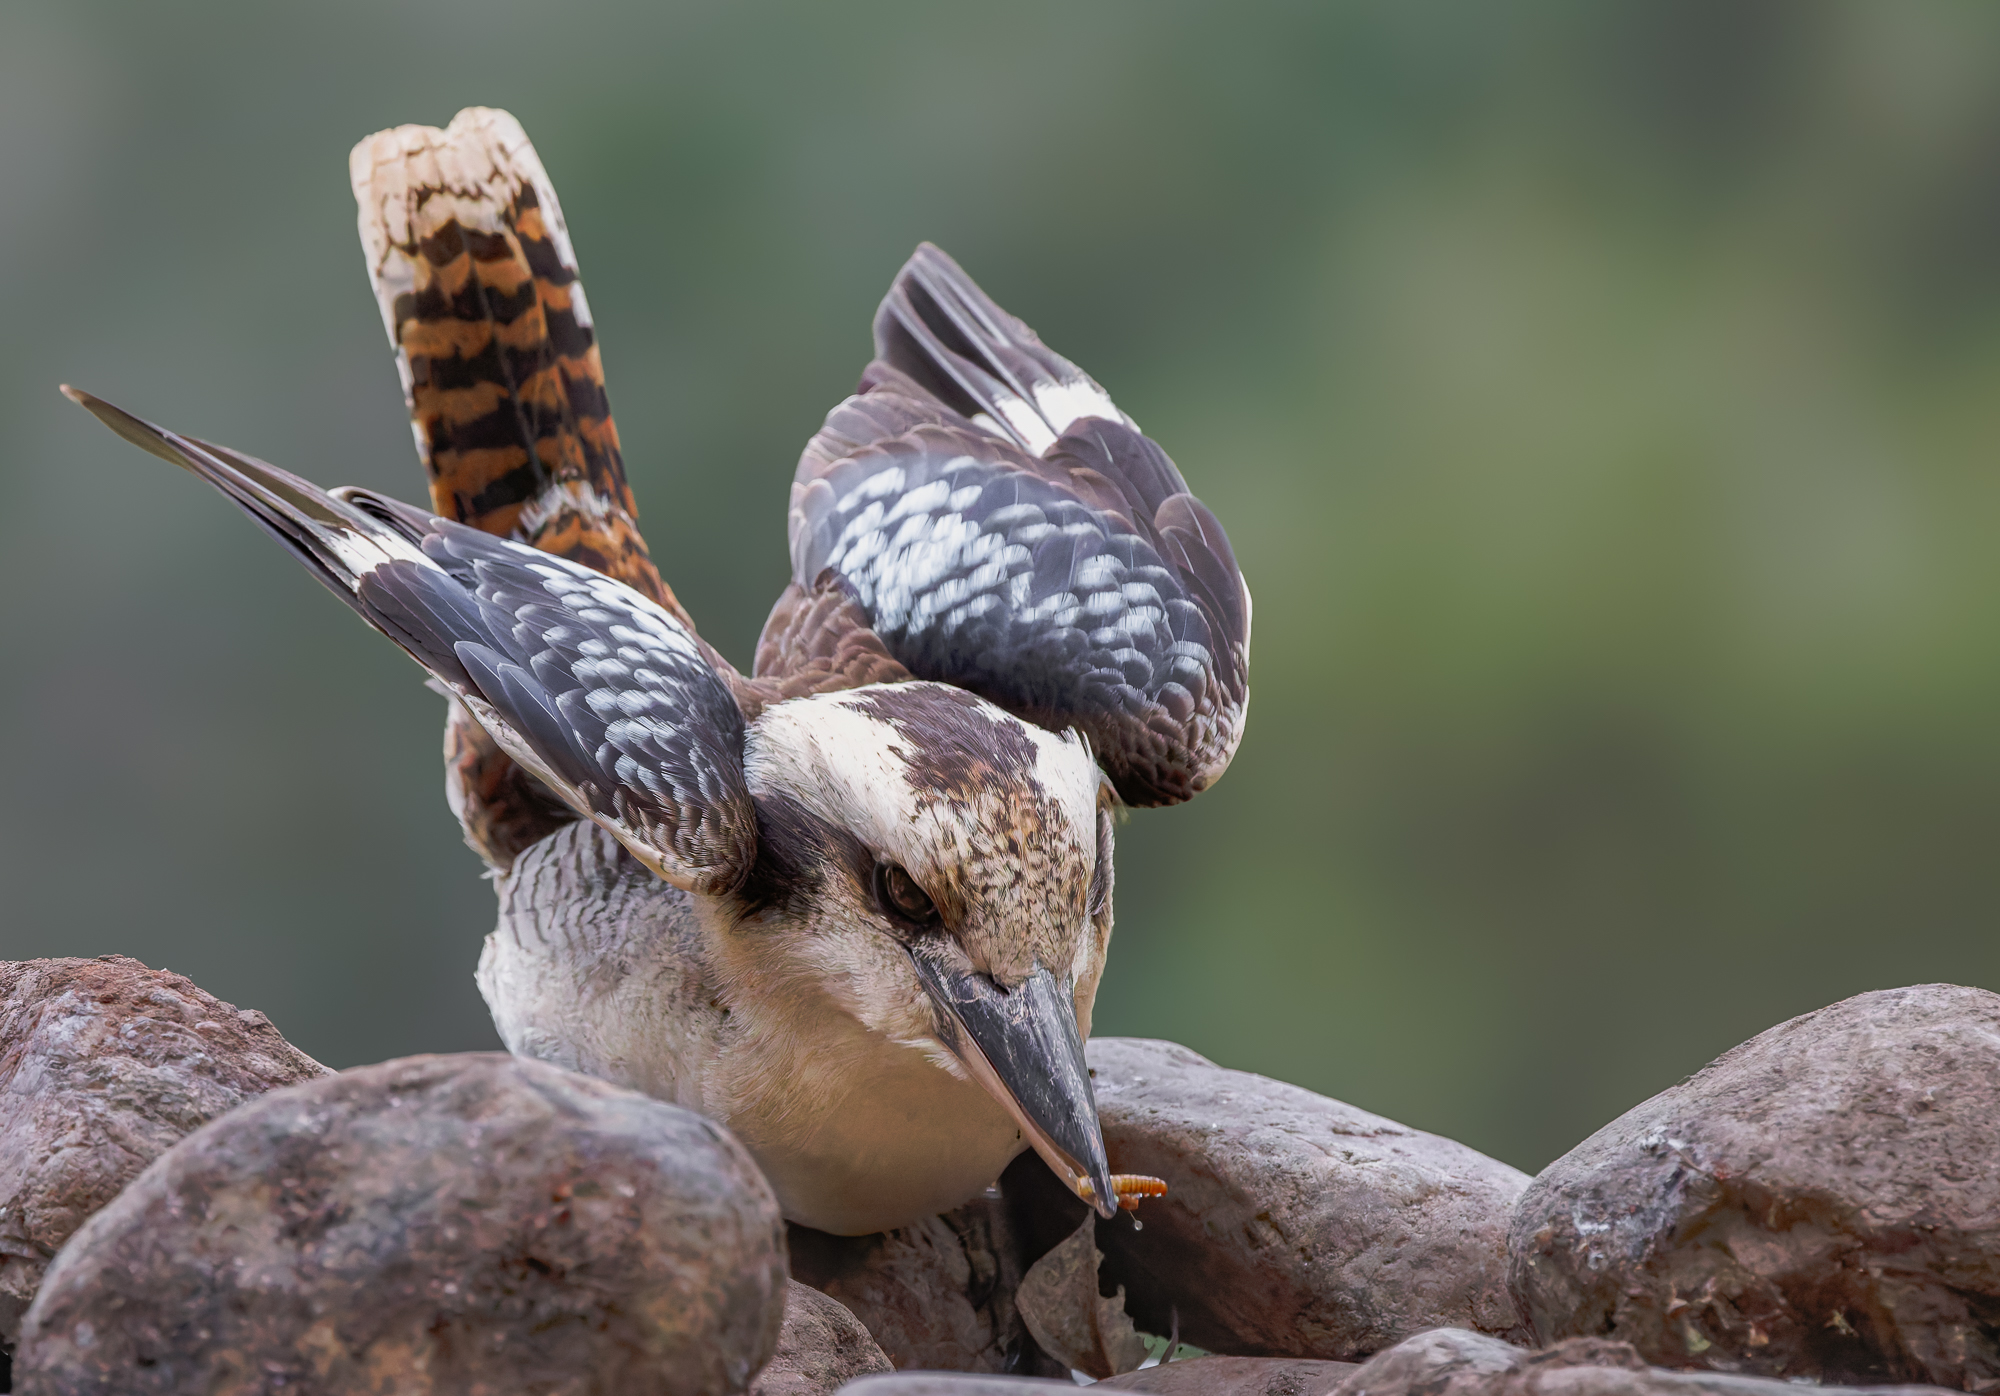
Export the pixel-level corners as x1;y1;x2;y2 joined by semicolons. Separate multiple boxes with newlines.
64;108;1250;1235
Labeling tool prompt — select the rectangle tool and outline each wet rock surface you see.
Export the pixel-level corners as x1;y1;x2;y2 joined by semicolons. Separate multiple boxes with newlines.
836;1377;1076;1395
1096;1354;1359;1393
16;1052;787;1396
752;1280;893;1395
789;1191;1060;1375
0;955;328;1346
1013;1038;1530;1361
1323;1327;1960;1396
1508;984;2000;1390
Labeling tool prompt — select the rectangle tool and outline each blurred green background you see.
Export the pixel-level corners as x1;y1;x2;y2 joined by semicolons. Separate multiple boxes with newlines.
2;0;1996;1176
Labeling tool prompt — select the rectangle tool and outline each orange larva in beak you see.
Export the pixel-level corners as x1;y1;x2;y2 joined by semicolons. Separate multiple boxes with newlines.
1078;1174;1169;1212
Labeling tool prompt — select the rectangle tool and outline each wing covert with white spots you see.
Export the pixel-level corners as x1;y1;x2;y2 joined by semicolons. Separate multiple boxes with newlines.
786;246;1251;806
64;389;757;894
394;523;758;891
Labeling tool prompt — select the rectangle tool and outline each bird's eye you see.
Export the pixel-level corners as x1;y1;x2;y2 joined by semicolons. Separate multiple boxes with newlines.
874;861;938;927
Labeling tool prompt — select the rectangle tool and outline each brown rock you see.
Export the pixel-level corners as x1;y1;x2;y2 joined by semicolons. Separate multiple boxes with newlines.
1018;1038;1529;1360
1508;984;2000;1390
1331;1326;1543;1392
16;1052;786;1395
837;1378;1075;1395
751;1280;892;1395
1323;1328;1958;1396
0;955;328;1345
1097;1354;1358;1393
788;1189;1053;1374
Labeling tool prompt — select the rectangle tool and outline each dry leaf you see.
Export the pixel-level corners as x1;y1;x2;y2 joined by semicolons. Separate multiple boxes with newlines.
1015;1211;1149;1378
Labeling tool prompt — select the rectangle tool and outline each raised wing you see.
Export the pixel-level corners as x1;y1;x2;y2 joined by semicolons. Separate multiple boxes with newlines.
64;389;758;896
781;245;1251;807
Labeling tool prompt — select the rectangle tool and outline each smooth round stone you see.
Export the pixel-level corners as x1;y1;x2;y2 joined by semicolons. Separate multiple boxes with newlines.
17;1052;787;1395
750;1280;892;1395
1509;984;2000;1389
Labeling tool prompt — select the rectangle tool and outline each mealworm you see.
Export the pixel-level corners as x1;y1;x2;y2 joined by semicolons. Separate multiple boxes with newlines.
1078;1174;1169;1210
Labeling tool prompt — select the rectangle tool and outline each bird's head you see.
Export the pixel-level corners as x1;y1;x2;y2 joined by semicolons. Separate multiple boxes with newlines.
735;681;1119;1215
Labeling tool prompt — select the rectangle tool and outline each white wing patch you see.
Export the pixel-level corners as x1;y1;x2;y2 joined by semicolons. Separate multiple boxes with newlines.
1031;377;1128;441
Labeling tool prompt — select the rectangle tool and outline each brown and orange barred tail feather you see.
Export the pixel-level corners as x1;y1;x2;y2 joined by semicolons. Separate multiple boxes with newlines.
349;107;676;614
351;108;685;869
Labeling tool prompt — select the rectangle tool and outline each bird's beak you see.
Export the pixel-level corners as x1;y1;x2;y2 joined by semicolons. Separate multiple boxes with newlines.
909;949;1117;1219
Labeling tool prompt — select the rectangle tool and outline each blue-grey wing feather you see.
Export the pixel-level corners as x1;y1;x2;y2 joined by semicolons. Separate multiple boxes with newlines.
788;247;1250;806
396;522;757;888
61;388;757;894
